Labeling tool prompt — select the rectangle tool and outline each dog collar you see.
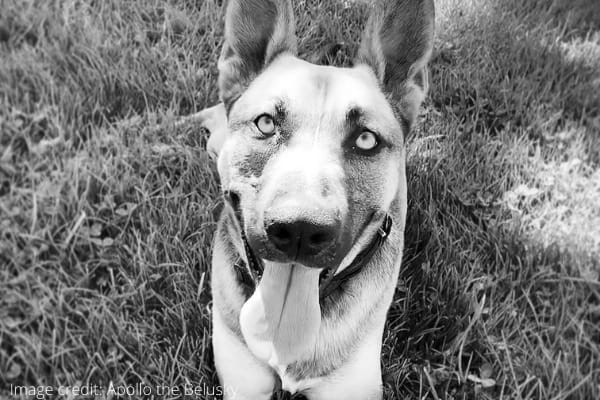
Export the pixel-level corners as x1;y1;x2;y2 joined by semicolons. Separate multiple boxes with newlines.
318;213;392;299
231;208;393;301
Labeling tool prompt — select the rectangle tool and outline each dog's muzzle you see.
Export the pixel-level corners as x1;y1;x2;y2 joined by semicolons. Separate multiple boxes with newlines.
225;190;393;301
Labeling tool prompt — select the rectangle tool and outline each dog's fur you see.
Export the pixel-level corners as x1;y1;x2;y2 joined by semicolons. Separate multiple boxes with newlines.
201;1;435;399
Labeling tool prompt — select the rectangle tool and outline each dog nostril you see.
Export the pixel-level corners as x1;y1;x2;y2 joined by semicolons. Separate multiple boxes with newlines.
309;231;332;246
270;225;292;243
266;223;295;251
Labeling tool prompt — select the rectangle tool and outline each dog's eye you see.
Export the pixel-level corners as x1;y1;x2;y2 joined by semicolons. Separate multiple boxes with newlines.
355;131;379;151
255;114;276;136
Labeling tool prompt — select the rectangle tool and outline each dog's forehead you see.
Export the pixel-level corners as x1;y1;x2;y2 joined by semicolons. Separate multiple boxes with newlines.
233;55;400;134
258;55;378;99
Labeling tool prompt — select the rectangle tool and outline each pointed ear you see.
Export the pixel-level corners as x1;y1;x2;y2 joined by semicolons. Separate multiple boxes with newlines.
356;0;435;131
218;0;297;111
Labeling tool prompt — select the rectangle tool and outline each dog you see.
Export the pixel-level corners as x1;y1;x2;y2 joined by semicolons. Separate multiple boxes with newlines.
199;0;434;398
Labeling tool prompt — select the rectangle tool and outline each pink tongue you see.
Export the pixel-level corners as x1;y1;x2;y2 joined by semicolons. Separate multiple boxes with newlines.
239;262;321;368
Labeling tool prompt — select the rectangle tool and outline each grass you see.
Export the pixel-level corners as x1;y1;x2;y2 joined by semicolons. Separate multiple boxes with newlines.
0;0;599;399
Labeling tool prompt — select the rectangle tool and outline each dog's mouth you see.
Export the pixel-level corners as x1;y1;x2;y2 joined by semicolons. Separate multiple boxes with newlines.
225;190;393;300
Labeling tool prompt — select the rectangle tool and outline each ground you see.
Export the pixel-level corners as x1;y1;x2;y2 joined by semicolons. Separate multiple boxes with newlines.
0;0;599;399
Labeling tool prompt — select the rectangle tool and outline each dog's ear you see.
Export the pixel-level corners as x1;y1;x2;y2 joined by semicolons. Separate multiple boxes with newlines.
218;0;297;111
356;0;435;130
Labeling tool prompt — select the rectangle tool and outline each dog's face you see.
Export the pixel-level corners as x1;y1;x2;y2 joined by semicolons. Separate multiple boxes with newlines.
216;0;434;269
220;56;404;268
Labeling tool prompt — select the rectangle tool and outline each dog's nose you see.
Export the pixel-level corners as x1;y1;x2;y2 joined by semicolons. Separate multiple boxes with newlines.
266;219;339;259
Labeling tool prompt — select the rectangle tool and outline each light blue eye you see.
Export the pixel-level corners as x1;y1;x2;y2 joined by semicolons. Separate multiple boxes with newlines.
255;114;276;136
355;131;378;150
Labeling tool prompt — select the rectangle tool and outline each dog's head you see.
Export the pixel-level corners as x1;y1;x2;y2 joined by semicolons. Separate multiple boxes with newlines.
216;0;434;269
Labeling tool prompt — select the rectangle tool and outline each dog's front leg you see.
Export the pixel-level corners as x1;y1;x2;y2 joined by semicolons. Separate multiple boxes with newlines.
213;309;276;400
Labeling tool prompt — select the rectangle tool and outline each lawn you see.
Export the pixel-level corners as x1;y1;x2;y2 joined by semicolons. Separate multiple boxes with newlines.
1;0;599;399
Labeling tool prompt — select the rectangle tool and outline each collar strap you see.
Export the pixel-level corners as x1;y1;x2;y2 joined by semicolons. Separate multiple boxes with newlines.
318;213;392;299
233;213;393;301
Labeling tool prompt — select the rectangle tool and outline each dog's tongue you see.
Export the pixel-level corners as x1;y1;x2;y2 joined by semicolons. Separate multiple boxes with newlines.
239;262;321;369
